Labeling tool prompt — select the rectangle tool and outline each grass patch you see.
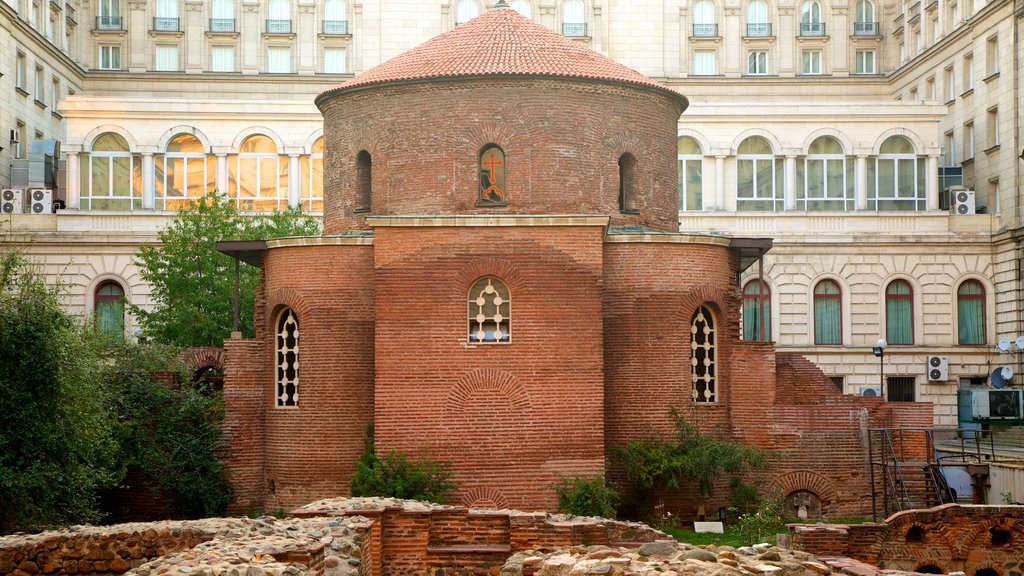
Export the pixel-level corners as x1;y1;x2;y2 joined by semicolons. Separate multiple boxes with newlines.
663;525;786;548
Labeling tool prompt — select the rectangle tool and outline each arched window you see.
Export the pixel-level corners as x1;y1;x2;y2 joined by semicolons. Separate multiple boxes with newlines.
212;0;233;20
691;305;717;403
275;307;299;407
228;135;288;210
957;280;985;345
678;137;703;211
870;136;925;211
510;0;531;17
268;0;289;20
814;280;842;344
693;0;716;35
737;136;783;211
324;0;346;22
801;0;823;34
855;0;876;34
743;280;771;341
156;0;177;20
155;133;213;210
356;149;371;211
468;277;511;343
747;0;770;35
563;0;586;35
618;153;637;212
885;280;914;345
478;145;507;206
455;0;478;24
81;132;142;210
798;136;854;210
95;281;125;342
300;137;324;211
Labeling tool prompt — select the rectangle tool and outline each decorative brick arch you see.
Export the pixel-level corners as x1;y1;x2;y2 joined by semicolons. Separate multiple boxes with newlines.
178;347;226;373
446;369;532;416
455;258;525;294
953;517;1024;557
676;284;737;326
461;486;510;509
265;288;313;333
770;471;839;510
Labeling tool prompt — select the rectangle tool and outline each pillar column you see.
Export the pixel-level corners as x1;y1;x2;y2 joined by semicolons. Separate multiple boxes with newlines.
216;154;228;194
288;154;301;208
715;155;726;210
926;154;939;211
785;155;797;210
856;155;868;210
142;153;155;209
65;151;80;209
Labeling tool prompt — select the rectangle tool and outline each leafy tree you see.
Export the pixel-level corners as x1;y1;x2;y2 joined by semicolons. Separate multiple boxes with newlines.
134;192;321;347
0;251;117;533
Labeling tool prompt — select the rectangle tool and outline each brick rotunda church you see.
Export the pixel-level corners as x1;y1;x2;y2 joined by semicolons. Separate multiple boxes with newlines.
218;2;931;517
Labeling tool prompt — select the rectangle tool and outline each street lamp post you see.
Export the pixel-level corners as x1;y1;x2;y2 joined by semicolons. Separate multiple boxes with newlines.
872;339;887;400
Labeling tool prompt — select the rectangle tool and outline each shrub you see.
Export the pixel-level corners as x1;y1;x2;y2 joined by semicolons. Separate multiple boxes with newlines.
350;430;456;503
550;476;619;518
735;492;785;545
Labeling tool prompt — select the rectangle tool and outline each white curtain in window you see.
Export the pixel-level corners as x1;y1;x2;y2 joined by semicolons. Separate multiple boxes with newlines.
694;0;715;23
511;0;531;17
855;0;873;22
212;0;233;19
155;46;178;71
456;0;478;23
100;0;119;17
269;0;289;20
693;50;715;74
324;48;346;73
268;46;290;73
156;0;177;18
563;0;585;23
325;0;346;21
212;46;234;72
747;0;767;23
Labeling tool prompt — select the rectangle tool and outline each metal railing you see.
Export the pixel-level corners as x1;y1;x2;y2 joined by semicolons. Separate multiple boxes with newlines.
153;17;179;32
265;19;292;34
209;18;236;32
562;22;587;36
799;21;826;35
746;22;772;36
322;20;348;34
853;21;879;35
692;23;718;36
95;15;122;30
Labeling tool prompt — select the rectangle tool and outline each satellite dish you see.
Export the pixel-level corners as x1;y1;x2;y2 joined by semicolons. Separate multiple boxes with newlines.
992;367;1013;389
998;338;1011;352
1016;336;1024;351
1002;366;1014;380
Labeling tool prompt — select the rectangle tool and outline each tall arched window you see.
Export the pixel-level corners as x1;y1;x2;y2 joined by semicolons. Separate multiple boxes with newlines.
957;280;985;345
510;0;531;17
801;0;823;34
478;145;507;206
678;137;703;211
300;137;324;211
456;0;478;24
798;136;854;210
275;307;299;407
468;277;511;343
814;280;842;344
156;0;178;30
211;0;234;31
747;0;770;35
269;0;289;20
81;132;142;210
885;280;914;345
854;0;877;34
618;153;637;212
737;136;783;211
870;136;925;211
95;281;125;342
743;280;771;341
356;149;371;211
228;135;288;210
562;0;586;36
324;0;346;21
691;305;717;403
693;0;716;36
155;133;213;210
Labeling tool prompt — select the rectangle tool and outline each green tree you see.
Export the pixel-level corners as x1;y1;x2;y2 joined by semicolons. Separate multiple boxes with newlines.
0;251;117;533
134;192;321;347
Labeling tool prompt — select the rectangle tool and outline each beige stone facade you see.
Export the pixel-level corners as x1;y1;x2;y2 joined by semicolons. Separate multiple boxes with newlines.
1;0;1022;427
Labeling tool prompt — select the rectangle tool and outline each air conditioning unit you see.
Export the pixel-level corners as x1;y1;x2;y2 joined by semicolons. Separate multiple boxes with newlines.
927;355;949;382
1;189;24;214
858;385;882;397
949;187;976;215
971;389;1023;420
27;189;52;214
9;129;19;143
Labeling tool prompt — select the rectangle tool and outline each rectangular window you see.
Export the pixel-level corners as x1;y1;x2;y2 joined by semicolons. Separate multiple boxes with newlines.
16;51;26;89
99;45;121;69
678;156;703;211
986;107;999;148
693;50;715;75
324;47;347;74
944;130;955;166
963;52;973;91
887;376;916;402
51;78;59;110
801;50;821;74
212;46;234;72
931;17;938;43
964;122;974;159
747;50;767;75
830;376;844;392
14;122;26;159
855;50;875;74
986;35;998;76
943;65;954;101
988;178;1000;213
925;76;935;100
155;46;178;71
898;43;905;63
34;66;44;100
909;87;918;101
267;46;291;73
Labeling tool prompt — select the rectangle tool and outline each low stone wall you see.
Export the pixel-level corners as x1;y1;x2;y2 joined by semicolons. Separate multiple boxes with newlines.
787;504;1024;575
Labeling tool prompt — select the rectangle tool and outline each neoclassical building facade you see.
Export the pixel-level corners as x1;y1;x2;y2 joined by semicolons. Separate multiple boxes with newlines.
1;0;1022;429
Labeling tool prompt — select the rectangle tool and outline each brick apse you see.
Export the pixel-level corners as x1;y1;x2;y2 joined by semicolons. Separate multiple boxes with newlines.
219;5;932;516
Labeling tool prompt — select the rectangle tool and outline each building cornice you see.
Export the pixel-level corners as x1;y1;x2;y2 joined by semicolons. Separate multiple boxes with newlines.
0;2;87;80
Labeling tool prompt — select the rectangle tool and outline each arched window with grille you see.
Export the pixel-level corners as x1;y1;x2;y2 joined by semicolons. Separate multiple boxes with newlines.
82;132;143;210
478;145;507;206
885;279;914;345
456;0;479;24
155;133;213;210
814;279;842;344
276;307;299;407
691;305;717;402
798;136;854;210
957;280;985;345
742;280;771;340
468;277;511;343
678;137;703;211
737;136;783;211
95;281;125;342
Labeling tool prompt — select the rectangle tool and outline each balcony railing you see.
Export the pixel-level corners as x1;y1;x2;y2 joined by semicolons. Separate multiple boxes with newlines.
562;22;587;36
746;22;772;36
95;15;122;30
209;18;236;32
692;23;718;37
853;21;880;35
322;20;348;34
799;21;826;35
152;17;179;32
265;19;292;34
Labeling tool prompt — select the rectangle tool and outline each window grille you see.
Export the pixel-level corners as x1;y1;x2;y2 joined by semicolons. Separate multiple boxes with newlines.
276;308;299;407
691;306;717;402
468;277;510;343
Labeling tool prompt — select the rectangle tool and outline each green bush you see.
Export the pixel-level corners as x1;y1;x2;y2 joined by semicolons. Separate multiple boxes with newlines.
550;476;619;518
735;492;785;545
350;431;456;503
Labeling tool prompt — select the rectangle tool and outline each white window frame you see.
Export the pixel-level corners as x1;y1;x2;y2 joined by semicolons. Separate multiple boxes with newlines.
211;46;234;72
693;49;716;75
154;45;179;72
678;140;704;211
855;50;875;74
801;50;822;74
800;138;852;211
455;0;479;24
267;46;291;73
323;47;347;74
747;50;768;75
99;45;121;70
